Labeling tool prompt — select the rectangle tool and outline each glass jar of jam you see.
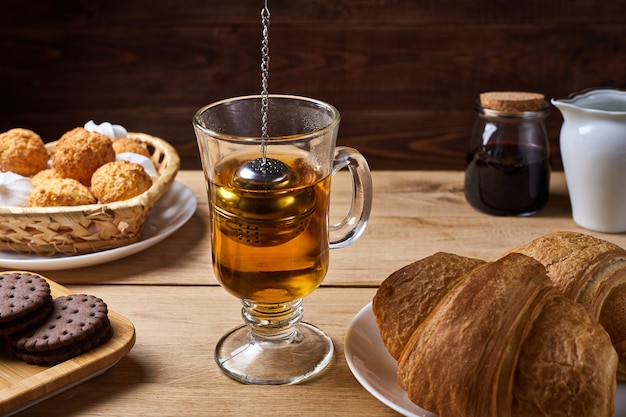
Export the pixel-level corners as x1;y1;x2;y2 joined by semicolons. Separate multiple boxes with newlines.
464;92;551;216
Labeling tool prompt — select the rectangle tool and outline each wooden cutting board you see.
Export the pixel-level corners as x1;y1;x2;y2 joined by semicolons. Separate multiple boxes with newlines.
0;273;136;416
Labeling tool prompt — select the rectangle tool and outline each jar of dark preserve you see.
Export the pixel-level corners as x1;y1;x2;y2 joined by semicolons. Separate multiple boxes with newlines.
464;92;551;216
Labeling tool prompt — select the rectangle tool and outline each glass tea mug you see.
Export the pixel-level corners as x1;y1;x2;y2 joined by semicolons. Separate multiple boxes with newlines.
193;94;372;385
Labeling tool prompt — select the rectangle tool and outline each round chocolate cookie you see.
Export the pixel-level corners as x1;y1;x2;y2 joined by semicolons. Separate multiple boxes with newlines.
10;294;114;364
0;272;52;336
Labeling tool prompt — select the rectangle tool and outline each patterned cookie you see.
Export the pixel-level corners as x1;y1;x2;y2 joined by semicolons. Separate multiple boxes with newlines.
0;272;53;336
9;294;114;364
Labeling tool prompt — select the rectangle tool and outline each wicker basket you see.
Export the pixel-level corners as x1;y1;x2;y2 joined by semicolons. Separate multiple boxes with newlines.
0;132;181;256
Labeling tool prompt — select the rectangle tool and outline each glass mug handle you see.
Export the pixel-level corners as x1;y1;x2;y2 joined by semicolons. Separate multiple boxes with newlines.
329;146;373;249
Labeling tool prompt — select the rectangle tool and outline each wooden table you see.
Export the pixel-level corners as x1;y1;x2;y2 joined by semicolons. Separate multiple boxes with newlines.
9;170;626;416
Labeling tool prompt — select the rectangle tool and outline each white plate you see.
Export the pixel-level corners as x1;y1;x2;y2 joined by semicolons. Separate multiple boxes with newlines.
344;302;626;417
0;181;196;270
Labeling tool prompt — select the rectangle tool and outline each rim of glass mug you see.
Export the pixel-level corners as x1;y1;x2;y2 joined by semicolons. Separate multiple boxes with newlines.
192;94;341;143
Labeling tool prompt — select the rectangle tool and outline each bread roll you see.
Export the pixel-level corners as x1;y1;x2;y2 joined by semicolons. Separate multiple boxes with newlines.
507;231;626;380
375;252;617;417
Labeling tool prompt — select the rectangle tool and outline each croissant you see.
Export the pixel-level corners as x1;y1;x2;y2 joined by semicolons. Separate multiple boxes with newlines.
374;252;617;417
372;252;486;359
507;231;626;380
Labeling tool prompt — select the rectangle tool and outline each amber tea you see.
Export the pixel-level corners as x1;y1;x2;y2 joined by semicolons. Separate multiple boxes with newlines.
209;151;330;304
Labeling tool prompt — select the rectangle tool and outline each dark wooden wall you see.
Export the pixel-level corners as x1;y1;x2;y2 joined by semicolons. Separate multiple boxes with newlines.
2;0;625;171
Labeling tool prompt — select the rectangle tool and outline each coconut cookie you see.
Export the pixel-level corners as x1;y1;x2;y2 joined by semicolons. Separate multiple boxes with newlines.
51;127;116;186
0;128;49;177
29;177;97;207
90;160;152;203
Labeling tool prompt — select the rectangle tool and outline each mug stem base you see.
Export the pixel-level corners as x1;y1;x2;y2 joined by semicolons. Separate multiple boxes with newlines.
214;321;334;385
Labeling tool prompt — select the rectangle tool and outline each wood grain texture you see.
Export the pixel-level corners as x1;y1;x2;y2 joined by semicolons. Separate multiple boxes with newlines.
2;1;625;170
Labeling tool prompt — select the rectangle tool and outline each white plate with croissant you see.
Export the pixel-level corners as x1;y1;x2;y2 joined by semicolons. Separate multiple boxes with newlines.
346;245;626;417
345;302;626;417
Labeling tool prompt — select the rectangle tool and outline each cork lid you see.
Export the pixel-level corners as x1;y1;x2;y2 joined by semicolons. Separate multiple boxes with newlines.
479;91;545;112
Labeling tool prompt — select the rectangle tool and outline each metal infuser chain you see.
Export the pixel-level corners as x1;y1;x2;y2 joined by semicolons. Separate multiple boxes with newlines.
260;0;271;162
232;0;291;190
226;0;311;247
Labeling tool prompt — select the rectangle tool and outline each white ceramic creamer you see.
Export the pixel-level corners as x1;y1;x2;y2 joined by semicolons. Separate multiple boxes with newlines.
552;89;626;233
